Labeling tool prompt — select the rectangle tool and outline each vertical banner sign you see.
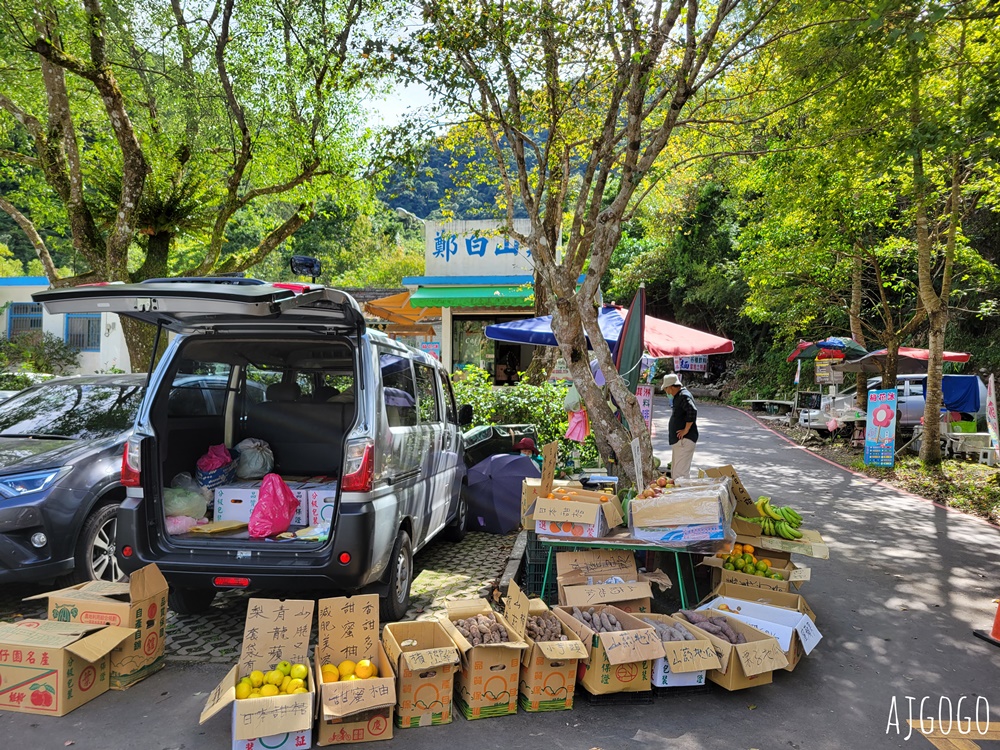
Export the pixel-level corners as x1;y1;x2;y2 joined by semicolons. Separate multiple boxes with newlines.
987;375;999;463
864;389;897;467
635;385;654;433
630;437;644;490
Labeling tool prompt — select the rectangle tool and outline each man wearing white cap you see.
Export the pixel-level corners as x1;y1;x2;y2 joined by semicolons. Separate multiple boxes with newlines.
662;373;699;479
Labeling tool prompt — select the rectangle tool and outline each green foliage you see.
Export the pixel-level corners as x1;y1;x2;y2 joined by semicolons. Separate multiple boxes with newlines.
0;372;37;390
1;332;81;375
452;366;600;470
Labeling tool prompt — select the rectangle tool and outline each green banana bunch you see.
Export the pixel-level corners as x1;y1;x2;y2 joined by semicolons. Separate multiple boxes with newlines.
736;509;804;539
755;497;803;529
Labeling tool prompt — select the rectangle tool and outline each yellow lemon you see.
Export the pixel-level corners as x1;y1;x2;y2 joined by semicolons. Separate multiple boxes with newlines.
280;675;292;692
289;663;308;681
337;660;357;680
344;674;361;681
286;678;305;692
260;684;280;697
266;669;284;686
321;665;339;683
249;690;261;698
249;670;265;688
235;682;252;700
292;687;309;694
354;659;376;679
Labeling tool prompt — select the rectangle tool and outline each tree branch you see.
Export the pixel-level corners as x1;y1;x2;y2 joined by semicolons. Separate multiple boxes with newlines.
0;194;60;281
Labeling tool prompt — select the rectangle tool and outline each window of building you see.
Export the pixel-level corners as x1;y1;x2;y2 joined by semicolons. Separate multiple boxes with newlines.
7;302;42;339
65;313;101;351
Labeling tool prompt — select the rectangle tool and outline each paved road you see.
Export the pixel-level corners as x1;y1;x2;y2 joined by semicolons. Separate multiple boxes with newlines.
3;400;999;749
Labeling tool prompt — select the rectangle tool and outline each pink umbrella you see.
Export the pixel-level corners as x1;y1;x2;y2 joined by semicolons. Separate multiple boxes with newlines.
611;308;735;357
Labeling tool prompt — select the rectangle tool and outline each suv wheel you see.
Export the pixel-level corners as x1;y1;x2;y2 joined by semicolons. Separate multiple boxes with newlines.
441;489;468;543
380;530;413;622
169;587;217;615
71;502;123;583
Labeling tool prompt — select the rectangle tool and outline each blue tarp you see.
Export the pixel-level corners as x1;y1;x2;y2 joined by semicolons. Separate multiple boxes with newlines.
923;375;981;414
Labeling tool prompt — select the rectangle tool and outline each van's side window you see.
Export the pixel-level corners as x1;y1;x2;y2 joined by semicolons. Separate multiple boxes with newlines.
438;370;457;424
415;363;441;424
379;351;417;427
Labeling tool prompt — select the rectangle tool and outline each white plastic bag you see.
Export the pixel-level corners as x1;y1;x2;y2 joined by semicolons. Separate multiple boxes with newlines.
171;472;212;503
163;486;207;519
235;438;274;479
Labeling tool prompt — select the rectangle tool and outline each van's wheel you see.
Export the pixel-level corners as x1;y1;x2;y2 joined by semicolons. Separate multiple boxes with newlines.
380;531;413;622
69;501;123;584
442;489;468;543
169;587;217;615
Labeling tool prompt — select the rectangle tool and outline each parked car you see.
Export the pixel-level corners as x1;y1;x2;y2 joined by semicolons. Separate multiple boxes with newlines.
0;375;145;585
798;374;988;431
35;280;474;620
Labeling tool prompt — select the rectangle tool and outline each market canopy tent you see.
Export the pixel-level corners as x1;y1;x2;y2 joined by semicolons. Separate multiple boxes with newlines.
365;291;440;325
834;347;971;375
484;304;735;357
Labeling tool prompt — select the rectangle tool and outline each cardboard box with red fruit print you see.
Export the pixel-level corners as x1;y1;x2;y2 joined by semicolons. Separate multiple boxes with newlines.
533;490;624;539
0;619;134;716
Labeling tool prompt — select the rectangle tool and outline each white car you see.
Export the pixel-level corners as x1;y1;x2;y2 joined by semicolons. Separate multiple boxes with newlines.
797;374;988;431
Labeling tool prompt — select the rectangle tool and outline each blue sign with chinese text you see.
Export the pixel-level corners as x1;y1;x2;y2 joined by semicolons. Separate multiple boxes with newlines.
864;389;897;467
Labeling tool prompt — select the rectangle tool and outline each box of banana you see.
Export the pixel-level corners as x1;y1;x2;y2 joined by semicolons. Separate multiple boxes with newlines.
731;496;830;560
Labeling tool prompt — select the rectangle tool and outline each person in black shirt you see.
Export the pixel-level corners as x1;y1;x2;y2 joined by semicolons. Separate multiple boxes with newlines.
663;373;699;478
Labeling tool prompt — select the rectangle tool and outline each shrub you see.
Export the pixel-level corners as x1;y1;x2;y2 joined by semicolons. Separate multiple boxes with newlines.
452;365;601;472
1;331;81;375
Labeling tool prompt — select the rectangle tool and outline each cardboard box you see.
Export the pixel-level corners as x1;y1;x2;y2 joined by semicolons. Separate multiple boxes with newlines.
308;488;338;526
697;587;821;672
554;549;655;615
200;598;315;750
638;614;721;688
630;482;731;527
676;611;787;691
703;465;756;516
25;564;169;690
382;620;461;728
504;582;588;712
214;481;311;526
534;491;624;539
314;595;396;746
733;519;830;559
552;605;664;695
0;620;134;716
521;442;583;527
700;554;810;593
439;600;527;719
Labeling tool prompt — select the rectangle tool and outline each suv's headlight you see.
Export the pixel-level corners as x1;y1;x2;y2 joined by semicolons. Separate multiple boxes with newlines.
0;468;70;498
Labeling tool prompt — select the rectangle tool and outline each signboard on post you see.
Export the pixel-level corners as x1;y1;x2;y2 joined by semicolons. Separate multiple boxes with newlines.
636;384;654;433
674;355;708;372
987;375;999;464
864;389;897;467
814;358;844;385
425;219;534;276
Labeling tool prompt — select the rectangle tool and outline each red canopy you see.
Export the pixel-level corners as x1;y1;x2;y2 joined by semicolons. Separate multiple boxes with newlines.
869;347;970;363
613;308;735;357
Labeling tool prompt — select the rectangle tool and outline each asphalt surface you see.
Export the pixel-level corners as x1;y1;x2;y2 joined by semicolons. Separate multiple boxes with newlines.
3;399;1000;749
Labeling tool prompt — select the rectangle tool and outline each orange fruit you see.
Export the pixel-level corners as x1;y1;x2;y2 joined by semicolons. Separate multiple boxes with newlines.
561;522;574;533
571;524;584;537
759;559;773;568
743;544;755;555
546;493;555;498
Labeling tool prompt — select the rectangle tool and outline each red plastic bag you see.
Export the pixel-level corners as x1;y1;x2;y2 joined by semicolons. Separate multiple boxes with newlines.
197;444;232;472
248;473;299;538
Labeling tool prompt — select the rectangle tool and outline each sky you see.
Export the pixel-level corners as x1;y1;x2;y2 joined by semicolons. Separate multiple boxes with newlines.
364;82;436;127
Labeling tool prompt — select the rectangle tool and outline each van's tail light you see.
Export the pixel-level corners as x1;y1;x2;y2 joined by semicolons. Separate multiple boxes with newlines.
342;439;374;492
121;436;142;487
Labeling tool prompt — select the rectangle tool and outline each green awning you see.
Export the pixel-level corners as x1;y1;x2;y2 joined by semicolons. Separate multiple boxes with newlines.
409;285;534;309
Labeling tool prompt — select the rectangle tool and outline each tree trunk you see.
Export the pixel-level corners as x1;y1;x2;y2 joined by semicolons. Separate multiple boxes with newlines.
521;267;556;384
118;317;166;373
849;254;868;409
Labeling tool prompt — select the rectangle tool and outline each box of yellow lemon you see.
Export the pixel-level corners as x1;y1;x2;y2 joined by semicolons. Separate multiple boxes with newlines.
314;595;396;746
199;598;315;750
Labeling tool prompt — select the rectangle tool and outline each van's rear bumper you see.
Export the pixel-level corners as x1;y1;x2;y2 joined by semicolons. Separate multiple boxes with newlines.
115;496;380;592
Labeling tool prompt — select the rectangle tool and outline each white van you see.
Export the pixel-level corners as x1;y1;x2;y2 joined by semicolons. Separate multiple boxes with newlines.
35;280;472;620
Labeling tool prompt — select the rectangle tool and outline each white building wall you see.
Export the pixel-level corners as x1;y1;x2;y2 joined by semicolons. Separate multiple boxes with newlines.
0;278;131;374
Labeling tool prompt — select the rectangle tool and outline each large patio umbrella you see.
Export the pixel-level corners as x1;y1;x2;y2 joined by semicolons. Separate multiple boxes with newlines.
464;453;540;534
365;291;440;325
786;337;868;362
834;347;971;375
484;305;734;357
612;284;646;394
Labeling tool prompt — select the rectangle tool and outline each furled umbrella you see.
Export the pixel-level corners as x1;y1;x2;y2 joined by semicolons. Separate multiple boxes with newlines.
612;284;647;395
463;453;540;534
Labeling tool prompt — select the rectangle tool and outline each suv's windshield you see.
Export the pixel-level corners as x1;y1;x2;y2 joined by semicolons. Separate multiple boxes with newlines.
0;382;143;440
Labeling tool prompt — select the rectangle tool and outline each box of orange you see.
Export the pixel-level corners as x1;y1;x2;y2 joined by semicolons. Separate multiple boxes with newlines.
534;490;624;539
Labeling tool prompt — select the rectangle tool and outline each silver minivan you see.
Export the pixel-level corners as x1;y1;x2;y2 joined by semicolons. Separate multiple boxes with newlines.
35;280;472;620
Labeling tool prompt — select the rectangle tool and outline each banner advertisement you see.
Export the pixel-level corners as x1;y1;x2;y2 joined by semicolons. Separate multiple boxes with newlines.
864;389;897;468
